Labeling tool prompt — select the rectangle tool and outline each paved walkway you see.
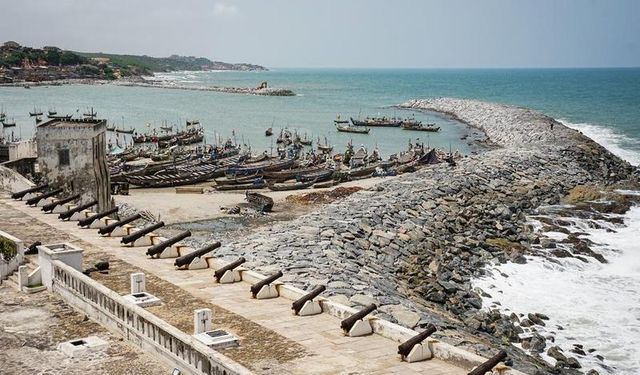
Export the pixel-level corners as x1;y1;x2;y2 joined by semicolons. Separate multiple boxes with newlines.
1;196;467;375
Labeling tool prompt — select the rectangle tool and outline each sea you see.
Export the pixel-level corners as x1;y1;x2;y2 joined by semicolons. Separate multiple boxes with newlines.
1;68;639;373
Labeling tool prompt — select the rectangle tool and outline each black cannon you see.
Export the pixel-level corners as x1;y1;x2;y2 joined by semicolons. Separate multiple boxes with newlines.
77;207;119;228
397;324;437;357
213;257;246;282
11;184;49;199
83;261;110;276
24;241;42;255
58;200;98;220
146;230;191;257
468;350;508;375
341;303;377;333
174;241;221;268
250;271;283;298
98;213;142;235
121;221;165;245
292;285;326;315
41;194;80;213
25;188;63;206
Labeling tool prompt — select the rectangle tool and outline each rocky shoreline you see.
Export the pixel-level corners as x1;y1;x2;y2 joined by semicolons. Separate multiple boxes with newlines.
175;98;637;374
0;78;296;97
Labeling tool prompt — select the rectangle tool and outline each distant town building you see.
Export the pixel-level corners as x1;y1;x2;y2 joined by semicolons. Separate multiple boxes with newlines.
1;41;21;50
36;118;111;210
43;46;61;52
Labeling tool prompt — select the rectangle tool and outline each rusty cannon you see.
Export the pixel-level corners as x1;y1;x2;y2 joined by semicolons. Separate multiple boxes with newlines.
12;183;49;200
77;207;119;228
25;188;63;206
146;230;191;258
98;213;142;236
121;221;165;245
174;241;221;269
250;271;283;299
41;194;80;213
340;303;377;337
213;257;246;283
58;200;98;220
468;350;508;375
397;324;437;362
292;285;326;316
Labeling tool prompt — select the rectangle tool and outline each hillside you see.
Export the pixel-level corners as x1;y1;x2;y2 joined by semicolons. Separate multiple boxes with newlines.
0;41;266;83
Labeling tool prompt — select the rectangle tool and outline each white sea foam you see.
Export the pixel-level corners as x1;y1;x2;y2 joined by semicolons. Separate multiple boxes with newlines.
473;206;640;374
559;119;640;166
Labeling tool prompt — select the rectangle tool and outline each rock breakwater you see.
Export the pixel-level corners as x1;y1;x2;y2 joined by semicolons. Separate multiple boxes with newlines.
201;98;638;374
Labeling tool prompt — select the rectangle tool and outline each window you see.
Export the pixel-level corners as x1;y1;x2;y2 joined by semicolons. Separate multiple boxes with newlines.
58;149;70;166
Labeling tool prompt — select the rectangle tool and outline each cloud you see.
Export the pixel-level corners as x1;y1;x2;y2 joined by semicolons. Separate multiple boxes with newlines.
213;2;238;16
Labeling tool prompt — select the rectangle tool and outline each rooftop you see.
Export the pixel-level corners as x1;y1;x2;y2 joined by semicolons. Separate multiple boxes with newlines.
37;118;105;129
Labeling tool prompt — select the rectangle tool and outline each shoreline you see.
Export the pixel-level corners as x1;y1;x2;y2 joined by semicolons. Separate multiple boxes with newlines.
0;77;296;97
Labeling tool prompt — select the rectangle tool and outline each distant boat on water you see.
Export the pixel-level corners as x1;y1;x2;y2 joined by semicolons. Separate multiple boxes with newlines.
29;107;43;117
335;120;370;134
350;116;402;127
83;107;97;118
115;127;135;134
265;127;273;136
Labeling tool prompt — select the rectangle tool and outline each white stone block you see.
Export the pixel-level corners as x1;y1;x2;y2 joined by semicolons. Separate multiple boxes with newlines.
348;319;373;337
255;284;279;299
57;336;108;358
405;343;432;363
158;244;181;259
298;300;322;316
187;256;209;270
130;235;154;247
52;204;68;214
218;269;241;284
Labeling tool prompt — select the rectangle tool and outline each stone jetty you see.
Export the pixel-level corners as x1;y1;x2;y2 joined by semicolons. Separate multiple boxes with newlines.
208;98;637;374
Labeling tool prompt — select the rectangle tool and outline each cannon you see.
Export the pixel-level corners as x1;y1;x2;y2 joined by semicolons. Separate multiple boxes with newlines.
292;285;325;316
77;207;119;228
468;350;508;375
121;221;165;245
340;303;377;336
41;194;80;213
83;261;110;276
214;257;246;283
146;230;191;258
58;200;98;220
24;241;42;255
12;184;49;199
25;188;63;206
98;213;142;236
397;324;437;362
174;241;221;269
250;271;283;299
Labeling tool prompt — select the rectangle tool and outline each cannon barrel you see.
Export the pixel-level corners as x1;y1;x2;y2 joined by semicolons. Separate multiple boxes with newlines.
340;303;377;332
121;221;165;244
174;241;221;268
397;324;437;357
41;194;80;213
77;207;119;227
24;241;42;255
292;285;326;315
250;271;283;297
213;257;246;281
98;213;142;235
25;188;63;206
468;350;508;375
146;230;191;257
12;184;49;199
58;200;98;220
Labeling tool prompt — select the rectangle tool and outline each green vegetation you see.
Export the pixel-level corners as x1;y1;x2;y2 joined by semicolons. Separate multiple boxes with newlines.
0;237;17;261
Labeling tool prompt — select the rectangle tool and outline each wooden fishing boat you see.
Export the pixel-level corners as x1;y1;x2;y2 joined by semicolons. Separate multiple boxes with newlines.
215;180;266;191
402;122;440;132
115;127;135;134
47;114;72;120
214;174;263;186
2;118;16;128
245;191;274;212
350;116;402;127
262;164;325;180
124;168;219;188
265;127;273;136
227;158;295;176
313;180;335;189
317;136;333;152
47;109;57;116
106;124;116;131
186;120;200;126
83;107;97;118
268;180;315;191
29;107;43;117
335;122;370;134
296;168;334;183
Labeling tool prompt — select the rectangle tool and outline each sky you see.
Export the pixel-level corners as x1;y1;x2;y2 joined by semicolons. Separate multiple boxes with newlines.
1;0;639;68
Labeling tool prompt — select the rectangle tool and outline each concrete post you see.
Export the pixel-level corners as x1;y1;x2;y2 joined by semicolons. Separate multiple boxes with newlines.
130;273;146;294
194;308;212;335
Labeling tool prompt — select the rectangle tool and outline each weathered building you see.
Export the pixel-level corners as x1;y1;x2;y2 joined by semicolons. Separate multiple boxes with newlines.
36;118;110;210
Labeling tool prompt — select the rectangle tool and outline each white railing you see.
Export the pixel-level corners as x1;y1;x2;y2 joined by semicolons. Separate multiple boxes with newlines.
51;260;253;375
0;230;24;280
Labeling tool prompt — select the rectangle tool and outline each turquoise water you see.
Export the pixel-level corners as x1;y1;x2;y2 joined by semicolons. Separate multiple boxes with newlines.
1;68;639;162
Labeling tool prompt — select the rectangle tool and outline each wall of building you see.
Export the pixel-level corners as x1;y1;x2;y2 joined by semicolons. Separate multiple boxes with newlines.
36;120;111;210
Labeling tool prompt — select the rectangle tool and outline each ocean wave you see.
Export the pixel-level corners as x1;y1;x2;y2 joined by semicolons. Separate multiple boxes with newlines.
558;119;640;166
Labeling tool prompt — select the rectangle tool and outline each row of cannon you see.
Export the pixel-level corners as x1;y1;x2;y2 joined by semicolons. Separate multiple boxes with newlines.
11;184;510;374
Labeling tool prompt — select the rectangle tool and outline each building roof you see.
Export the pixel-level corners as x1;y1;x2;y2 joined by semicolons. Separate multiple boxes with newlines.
37;117;105;129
